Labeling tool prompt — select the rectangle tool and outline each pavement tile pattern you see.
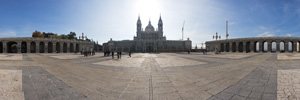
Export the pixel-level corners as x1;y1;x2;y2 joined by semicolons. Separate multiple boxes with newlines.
0;53;300;100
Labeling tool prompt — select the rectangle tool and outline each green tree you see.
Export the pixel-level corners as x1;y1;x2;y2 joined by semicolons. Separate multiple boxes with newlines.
60;34;68;39
67;31;77;40
32;30;42;37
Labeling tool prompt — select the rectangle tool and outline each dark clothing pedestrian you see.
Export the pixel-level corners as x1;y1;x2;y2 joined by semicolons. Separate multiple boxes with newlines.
117;51;119;59
82;51;86;57
119;51;122;59
129;51;131;57
112;51;114;59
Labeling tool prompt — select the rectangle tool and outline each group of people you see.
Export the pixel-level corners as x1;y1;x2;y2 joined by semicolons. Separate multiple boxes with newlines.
111;51;122;59
81;50;96;57
104;50;132;59
202;50;207;55
103;51;111;56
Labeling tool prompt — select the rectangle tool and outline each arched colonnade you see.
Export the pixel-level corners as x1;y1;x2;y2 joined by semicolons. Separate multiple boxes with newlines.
0;37;93;53
206;37;300;53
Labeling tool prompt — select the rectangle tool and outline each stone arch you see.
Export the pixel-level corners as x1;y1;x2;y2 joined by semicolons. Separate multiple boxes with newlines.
225;42;229;52
254;41;259;52
280;41;284;52
70;43;74;53
39;42;45;53
0;42;2;53
263;41;268;52
63;43;67;53
76;43;79;53
21;41;27;53
238;42;243;52
30;41;36;53
288;41;293;52
7;41;17;53
220;43;224;52
246;41;251;53
56;42;60;53
232;42;236;52
48;42;53;53
271;41;276;52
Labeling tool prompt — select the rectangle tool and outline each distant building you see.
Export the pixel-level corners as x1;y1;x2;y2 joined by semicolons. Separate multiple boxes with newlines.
43;32;55;39
103;15;192;52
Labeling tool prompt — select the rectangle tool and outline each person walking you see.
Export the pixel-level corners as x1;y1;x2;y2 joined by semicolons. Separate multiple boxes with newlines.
120;51;122;59
112;51;114;59
129;51;131;57
117;51;119;59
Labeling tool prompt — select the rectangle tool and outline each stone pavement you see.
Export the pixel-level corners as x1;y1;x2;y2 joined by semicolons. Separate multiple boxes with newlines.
0;52;300;100
0;69;24;100
277;69;300;100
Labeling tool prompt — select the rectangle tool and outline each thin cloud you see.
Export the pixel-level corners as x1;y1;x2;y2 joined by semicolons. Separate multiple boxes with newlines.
257;32;274;37
286;33;292;37
259;25;267;30
0;30;17;37
283;4;289;13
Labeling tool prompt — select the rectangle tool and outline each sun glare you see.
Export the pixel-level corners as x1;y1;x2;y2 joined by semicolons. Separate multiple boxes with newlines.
136;0;160;22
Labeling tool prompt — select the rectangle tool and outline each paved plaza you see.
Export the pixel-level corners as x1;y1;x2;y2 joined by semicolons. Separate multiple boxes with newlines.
1;52;300;100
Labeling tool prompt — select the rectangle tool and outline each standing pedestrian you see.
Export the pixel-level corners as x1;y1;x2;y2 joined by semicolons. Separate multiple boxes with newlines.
119;51;122;59
117;51;119;59
129;51;131;57
112;51;114;59
83;50;85;57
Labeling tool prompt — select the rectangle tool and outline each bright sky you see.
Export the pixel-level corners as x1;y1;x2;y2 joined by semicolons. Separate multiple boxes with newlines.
1;0;300;48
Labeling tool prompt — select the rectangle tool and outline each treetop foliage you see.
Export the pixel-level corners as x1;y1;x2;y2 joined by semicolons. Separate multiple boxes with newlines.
32;30;80;40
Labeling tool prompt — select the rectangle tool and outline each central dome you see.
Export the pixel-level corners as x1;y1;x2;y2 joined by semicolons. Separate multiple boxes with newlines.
145;20;154;31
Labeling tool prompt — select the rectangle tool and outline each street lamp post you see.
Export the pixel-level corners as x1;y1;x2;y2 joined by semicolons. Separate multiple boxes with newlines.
213;32;221;54
81;33;85;51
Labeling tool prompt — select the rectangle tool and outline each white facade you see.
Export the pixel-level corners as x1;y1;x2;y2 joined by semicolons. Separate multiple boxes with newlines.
103;16;191;52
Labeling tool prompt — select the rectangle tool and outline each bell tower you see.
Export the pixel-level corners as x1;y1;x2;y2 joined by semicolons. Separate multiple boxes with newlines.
136;15;142;39
158;15;163;32
158;15;163;39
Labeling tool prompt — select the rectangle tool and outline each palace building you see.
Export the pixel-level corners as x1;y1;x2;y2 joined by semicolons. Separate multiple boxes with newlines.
103;16;192;52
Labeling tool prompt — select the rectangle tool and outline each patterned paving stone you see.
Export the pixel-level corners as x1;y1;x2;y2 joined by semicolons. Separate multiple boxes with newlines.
1;52;300;100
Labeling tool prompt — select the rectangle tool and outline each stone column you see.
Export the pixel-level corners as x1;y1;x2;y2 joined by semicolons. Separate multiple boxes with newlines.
284;42;288;52
60;43;63;53
3;41;7;53
17;41;21;53
67;43;70;53
250;42;254;52
276;42;280;52
229;43;232;52
236;43;239;53
243;42;246;53
45;42;48;53
259;42;263;52
53;43;56;53
27;41;30;53
268;42;272;52
72;43;75;52
293;41;297;52
36;42;40;53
